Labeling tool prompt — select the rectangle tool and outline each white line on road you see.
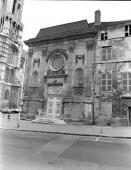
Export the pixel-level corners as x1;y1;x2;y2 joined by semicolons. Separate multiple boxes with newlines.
80;137;114;143
96;137;100;141
99;140;114;143
10;131;50;140
80;137;96;141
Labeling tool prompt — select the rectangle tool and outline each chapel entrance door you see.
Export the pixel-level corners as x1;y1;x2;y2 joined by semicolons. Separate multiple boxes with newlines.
47;97;62;118
47;85;63;118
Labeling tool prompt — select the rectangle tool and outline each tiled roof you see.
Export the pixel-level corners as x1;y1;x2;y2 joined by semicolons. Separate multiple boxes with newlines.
96;19;131;28
36;20;89;39
24;19;131;45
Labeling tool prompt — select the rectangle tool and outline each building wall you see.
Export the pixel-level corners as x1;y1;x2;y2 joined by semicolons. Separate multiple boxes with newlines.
95;21;131;124
24;16;131;125
23;37;95;119
0;0;24;109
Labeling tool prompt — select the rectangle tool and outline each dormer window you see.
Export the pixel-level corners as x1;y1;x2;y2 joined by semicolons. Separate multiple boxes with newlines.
101;30;108;40
125;25;131;37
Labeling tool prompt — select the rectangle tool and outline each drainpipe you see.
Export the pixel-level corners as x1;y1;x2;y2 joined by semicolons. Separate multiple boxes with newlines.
91;39;97;125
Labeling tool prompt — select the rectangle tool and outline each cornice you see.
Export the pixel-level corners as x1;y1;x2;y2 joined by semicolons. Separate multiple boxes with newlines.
24;32;97;47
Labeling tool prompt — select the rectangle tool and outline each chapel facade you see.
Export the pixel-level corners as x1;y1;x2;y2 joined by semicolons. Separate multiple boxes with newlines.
24;10;131;125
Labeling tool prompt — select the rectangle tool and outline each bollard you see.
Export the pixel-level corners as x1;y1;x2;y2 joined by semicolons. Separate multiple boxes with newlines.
8;114;10;120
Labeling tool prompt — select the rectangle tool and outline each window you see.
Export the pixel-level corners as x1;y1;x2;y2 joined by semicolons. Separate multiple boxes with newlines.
4;90;9;100
125;25;131;37
8;45;17;65
122;72;131;91
101;47;112;61
12;0;17;14
5;67;9;82
48;53;65;71
101;31;108;40
1;0;6;11
33;58;40;68
10;69;14;83
17;4;21;18
101;73;112;91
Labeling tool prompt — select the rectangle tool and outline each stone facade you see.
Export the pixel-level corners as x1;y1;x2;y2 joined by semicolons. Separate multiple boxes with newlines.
95;21;131;125
24;10;131;125
0;0;25;109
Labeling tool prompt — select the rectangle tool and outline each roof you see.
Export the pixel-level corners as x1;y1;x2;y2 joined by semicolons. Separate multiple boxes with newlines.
24;19;131;46
36;20;89;39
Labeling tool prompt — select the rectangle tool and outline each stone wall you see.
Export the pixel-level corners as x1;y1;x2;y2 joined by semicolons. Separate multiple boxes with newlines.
24;37;95;119
95;22;131;125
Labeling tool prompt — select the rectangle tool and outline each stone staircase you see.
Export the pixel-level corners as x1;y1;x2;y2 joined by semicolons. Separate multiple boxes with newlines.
32;116;66;125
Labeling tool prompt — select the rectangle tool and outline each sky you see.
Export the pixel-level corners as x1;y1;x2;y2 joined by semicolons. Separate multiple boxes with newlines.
22;0;131;50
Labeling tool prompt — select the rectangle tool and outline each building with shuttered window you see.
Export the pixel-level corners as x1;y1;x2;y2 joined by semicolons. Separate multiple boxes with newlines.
24;10;131;125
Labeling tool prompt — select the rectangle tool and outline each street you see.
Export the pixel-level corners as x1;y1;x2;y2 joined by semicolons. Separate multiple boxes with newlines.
0;129;131;170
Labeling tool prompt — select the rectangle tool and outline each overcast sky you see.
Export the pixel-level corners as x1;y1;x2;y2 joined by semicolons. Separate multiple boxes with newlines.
22;0;131;49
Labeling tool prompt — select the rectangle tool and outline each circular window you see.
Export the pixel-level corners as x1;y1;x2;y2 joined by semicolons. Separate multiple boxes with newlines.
48;53;65;71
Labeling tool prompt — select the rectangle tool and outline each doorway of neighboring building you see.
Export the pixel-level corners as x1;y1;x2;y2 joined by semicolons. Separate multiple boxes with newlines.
128;107;131;125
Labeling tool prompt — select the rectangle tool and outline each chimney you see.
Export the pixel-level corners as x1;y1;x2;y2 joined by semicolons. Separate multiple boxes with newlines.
94;10;101;25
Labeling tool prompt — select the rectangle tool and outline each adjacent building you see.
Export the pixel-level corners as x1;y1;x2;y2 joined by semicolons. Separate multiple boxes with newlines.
24;10;131;125
0;0;25;109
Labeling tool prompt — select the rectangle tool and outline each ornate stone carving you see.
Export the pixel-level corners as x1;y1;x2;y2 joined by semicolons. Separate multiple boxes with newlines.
49;53;65;71
73;86;84;96
33;58;40;68
86;40;96;49
47;68;65;76
38;86;44;97
42;47;48;57
46;49;68;62
20;58;25;69
29;87;38;97
28;49;33;57
75;54;85;65
68;45;74;53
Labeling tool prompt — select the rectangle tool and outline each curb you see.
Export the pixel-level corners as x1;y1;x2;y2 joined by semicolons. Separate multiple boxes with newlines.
1;127;131;139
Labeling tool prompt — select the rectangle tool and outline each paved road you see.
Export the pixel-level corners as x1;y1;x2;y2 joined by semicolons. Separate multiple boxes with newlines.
0;129;131;170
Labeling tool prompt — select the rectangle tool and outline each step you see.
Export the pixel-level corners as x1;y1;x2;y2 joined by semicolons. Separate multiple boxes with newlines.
32;116;66;124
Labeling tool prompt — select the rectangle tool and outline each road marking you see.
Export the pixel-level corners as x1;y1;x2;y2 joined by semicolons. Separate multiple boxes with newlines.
80;137;96;141
80;137;114;143
99;140;114;143
96;137;100;141
10;131;50;140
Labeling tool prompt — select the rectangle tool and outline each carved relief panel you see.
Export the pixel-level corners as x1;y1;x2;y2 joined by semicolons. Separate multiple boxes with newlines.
75;54;85;65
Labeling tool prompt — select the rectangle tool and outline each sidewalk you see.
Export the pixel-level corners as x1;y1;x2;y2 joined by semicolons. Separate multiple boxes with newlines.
0;119;131;138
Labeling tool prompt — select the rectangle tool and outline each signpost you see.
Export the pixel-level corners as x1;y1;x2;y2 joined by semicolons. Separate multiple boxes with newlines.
17;98;23;128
